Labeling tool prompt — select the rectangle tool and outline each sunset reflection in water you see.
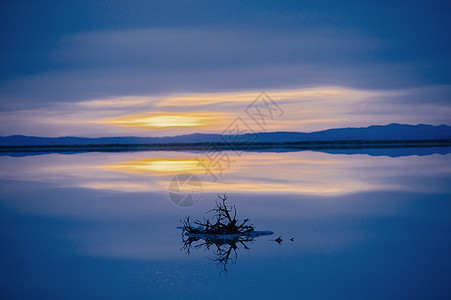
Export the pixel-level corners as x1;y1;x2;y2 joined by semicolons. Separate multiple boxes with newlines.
1;151;449;196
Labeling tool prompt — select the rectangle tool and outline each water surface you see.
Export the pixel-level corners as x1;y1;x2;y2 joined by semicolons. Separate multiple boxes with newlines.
1;150;450;299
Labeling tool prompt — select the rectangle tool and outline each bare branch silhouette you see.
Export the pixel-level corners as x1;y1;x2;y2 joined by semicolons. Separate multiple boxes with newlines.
181;194;254;235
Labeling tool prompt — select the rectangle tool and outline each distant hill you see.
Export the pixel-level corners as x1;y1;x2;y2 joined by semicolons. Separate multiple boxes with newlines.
1;123;451;146
251;123;451;142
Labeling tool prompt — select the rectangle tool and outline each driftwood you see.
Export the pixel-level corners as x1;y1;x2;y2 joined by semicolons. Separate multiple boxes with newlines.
181;194;255;236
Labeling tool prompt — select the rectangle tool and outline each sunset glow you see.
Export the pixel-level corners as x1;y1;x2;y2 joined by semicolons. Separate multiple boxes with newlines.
104;112;228;129
1;85;450;137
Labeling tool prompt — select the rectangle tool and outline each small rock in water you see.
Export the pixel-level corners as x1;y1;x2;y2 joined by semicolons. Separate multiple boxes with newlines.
274;236;283;245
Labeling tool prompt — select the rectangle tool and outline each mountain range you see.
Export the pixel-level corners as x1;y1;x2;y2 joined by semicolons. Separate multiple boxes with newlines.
1;123;451;146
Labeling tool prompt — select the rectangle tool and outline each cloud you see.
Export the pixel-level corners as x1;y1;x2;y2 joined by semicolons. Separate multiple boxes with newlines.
0;26;397;111
102;111;231;130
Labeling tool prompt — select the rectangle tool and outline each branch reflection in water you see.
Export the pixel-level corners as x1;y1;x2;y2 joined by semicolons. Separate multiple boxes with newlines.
179;194;273;274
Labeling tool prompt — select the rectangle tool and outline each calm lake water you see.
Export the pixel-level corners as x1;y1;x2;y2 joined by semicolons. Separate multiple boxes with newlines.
1;150;451;299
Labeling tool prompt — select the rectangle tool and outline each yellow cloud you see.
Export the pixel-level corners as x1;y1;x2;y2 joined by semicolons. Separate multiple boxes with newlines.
102;112;230;129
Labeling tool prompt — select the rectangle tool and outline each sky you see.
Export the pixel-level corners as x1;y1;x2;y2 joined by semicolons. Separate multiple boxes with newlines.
0;0;450;137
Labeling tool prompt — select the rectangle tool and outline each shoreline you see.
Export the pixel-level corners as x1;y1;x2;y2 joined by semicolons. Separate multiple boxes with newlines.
1;139;450;154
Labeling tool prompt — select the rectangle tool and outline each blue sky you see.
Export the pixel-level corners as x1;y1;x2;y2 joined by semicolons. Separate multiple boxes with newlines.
0;0;450;136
